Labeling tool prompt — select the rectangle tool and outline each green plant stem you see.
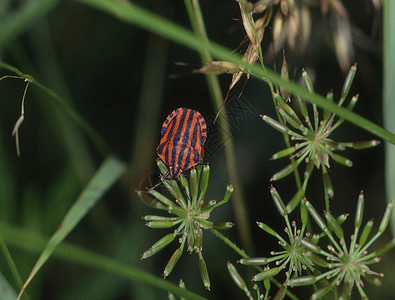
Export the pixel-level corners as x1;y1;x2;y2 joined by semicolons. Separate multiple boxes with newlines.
0;222;207;300
185;0;253;253
76;0;395;145
383;0;395;235
209;228;248;259
0;234;30;300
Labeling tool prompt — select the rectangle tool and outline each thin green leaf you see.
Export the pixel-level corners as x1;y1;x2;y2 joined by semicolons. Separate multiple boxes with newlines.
17;156;126;300
0;222;206;300
74;0;395;145
0;271;17;300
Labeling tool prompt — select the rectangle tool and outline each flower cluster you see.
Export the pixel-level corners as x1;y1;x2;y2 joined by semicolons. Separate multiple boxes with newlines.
231;187;394;299
262;65;379;210
287;195;394;299
136;160;233;289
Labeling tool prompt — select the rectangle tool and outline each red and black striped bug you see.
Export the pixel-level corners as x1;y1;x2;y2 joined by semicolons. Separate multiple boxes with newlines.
156;107;207;179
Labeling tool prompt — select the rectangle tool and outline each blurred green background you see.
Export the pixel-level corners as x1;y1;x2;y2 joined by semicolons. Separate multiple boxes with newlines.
0;0;394;299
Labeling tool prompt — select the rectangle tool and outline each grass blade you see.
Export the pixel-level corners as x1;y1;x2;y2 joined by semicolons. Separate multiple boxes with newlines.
16;155;126;299
75;0;395;145
0;222;207;300
0;271;17;300
383;0;395;235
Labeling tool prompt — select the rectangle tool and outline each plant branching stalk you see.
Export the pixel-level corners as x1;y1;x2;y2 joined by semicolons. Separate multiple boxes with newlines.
76;0;395;145
185;0;253;252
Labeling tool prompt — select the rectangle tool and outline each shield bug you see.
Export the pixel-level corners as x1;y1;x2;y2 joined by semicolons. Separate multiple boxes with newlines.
156;107;207;179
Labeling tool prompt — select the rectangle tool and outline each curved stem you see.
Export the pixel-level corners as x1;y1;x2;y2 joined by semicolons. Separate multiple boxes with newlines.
185;0;253;253
76;0;395;145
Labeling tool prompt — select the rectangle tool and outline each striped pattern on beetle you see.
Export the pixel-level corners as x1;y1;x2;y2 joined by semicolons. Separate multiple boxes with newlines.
157;107;207;178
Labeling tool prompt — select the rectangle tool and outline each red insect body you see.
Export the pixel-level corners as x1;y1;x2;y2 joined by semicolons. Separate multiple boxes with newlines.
157;107;207;178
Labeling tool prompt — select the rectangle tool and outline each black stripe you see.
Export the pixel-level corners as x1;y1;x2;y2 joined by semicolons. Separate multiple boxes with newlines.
171;140;177;169
172;109;187;141
193;148;200;164
178;141;188;168
165;116;177;141
164;142;171;166
181;110;194;144
183;145;192;169
156;142;165;157
190;121;198;148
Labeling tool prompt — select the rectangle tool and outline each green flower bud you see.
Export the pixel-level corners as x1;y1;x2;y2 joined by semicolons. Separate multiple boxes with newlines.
227;262;247;291
299;238;321;252
308;253;329;268
379;201;393;233
286;275;316;286
359;219;373;246
146;220;179;228
302;70;314;93
199;164;210;198
163;246;183;278
136;190;166;210
310;283;334;300
300;198;308;225
273;284;287;300
189;167;198;202
271;146;296;160
355;191;364;229
341;63;357;101
238;257;268;265
257;222;278;237
213;222;234;229
252;267;281;281
271;161;298;181
270;186;287;216
286;188;305;214
199;254;210;290
295;94;309;121
278;106;304;130
261;115;293;135
306;201;328;233
332;153;353;167
157;159;169;176
141;233;176;259
323;171;334;198
149;189;173;206
325;211;344;239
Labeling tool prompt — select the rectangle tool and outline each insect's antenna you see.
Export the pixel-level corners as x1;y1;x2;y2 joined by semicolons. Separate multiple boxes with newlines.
148;171;170;192
213;89;231;124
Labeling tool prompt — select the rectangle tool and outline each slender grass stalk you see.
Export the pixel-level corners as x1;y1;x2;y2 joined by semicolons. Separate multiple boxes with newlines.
76;0;395;145
383;0;395;235
0;61;110;157
184;0;253;252
0;234;30;300
16;156;125;300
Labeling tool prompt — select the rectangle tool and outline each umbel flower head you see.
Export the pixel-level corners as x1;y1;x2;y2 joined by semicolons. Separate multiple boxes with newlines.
287;193;395;300
261;64;379;210
238;187;315;283
136;160;233;289
235;188;394;300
